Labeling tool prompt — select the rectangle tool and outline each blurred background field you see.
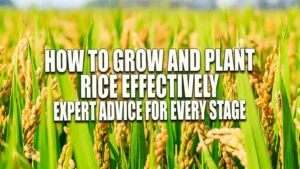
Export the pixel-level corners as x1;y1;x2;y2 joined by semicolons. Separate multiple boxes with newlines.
0;0;300;169
0;0;300;9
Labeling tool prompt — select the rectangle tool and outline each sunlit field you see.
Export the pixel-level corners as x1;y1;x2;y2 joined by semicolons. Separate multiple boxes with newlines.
0;8;299;169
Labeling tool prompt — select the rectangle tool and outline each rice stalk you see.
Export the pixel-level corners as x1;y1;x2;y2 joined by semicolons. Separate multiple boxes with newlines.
94;122;110;169
255;47;278;155
0;64;6;72
178;122;197;169
18;38;29;95
0;79;12;106
0;106;7;142
203;128;247;169
144;123;168;169
275;91;283;167
58;126;76;169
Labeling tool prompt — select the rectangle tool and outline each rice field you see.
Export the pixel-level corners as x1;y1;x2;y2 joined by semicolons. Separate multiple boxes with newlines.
0;8;300;169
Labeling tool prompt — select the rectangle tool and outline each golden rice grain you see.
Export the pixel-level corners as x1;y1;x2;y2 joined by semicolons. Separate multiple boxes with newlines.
275;92;283;167
179;122;197;169
94;122;110;169
0;106;7;142
58;126;75;169
204;128;247;169
145;123;168;169
255;48;277;155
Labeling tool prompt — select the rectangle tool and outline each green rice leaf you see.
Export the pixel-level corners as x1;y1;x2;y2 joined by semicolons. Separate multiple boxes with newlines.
237;72;272;169
129;92;147;169
279;78;298;168
109;123;120;168
47;28;98;169
39;75;58;169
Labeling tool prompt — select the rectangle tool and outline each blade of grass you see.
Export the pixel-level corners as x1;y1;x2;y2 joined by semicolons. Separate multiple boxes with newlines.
294;88;300;166
5;56;28;168
28;41;41;168
165;80;175;169
198;134;217;169
211;38;223;164
82;24;96;138
39;75;58;169
129;91;147;169
109;123;120;168
279;77;298;168
47;28;98;169
237;72;272;169
279;25;291;102
28;43;39;102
